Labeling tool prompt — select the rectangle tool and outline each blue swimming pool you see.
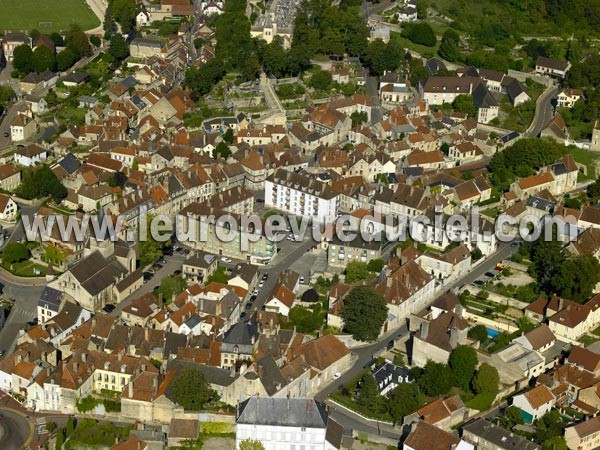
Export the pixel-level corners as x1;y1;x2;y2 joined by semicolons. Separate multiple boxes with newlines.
486;327;500;338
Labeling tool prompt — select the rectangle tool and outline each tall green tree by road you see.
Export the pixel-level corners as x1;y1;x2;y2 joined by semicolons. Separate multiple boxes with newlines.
109;34;129;60
341;286;387;342
137;213;164;268
32;46;55;73
12;44;34;75
415;360;453;397
388;383;423;423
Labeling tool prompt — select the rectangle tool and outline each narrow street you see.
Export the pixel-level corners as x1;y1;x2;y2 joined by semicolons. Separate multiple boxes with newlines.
525;84;559;138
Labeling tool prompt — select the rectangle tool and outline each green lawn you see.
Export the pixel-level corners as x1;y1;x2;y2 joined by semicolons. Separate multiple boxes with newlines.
390;31;438;58
568;147;600;179
0;0;100;32
2;260;46;277
465;392;496;411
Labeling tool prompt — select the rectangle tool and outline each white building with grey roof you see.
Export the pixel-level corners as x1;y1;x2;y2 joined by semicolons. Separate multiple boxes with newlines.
235;397;342;449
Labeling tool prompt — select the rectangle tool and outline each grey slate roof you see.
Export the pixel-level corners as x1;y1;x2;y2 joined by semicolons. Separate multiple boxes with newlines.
236;397;328;428
38;286;63;312
58;153;81;174
462;419;541;450
69;252;128;297
223;320;259;346
473;82;498;109
256;355;287;396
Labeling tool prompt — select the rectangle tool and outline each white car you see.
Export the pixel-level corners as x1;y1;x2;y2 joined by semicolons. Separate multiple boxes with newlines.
258;281;265;288
220;257;232;263
299;276;305;284
333;372;341;379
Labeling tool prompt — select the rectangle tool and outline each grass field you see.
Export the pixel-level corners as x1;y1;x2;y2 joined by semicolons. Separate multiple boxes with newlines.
0;0;100;32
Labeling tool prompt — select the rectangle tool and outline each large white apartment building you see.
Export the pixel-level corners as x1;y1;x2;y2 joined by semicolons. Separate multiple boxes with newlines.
235;397;341;450
265;169;339;223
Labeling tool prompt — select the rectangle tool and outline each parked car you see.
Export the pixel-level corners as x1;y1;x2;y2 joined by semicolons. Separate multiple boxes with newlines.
261;273;268;281
299;276;305;284
102;304;116;313
250;294;257;302
173;269;182;276
221;257;232;263
246;303;252;310
258;281;265;288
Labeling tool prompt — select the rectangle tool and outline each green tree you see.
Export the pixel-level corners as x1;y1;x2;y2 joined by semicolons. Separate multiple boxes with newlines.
358;373;379;410
16;165;67;201
66;26;91;58
587;176;600;201
260;37;288;78
350;111;368;128
213;141;232;159
341;286;387;342
468;325;488;343
2;242;29;264
0;85;15;115
184;58;226;100
471;247;483;261
111;0;136;31
472;363;499;394
171;367;216;410
240;54;261;82
551;254;600;302
453;94;476;117
239;439;265;450
66;417;74;437
416;360;453;396
500;406;524;429
288;305;324;333
408;23;437;47
138;214;164;268
157;276;187;302
416;0;428;19
389;382;423;423
32;45;55;73
449;345;478;390
109;34;129;60
13;44;34;75
345;261;370;283
363;38;387;76
55;427;64;450
223;128;234;144
529;233;566;295
408;58;429;86
56;48;78;71
367;259;384;273
438;28;461;62
309;70;333;91
542;436;567;450
90;35;101;47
